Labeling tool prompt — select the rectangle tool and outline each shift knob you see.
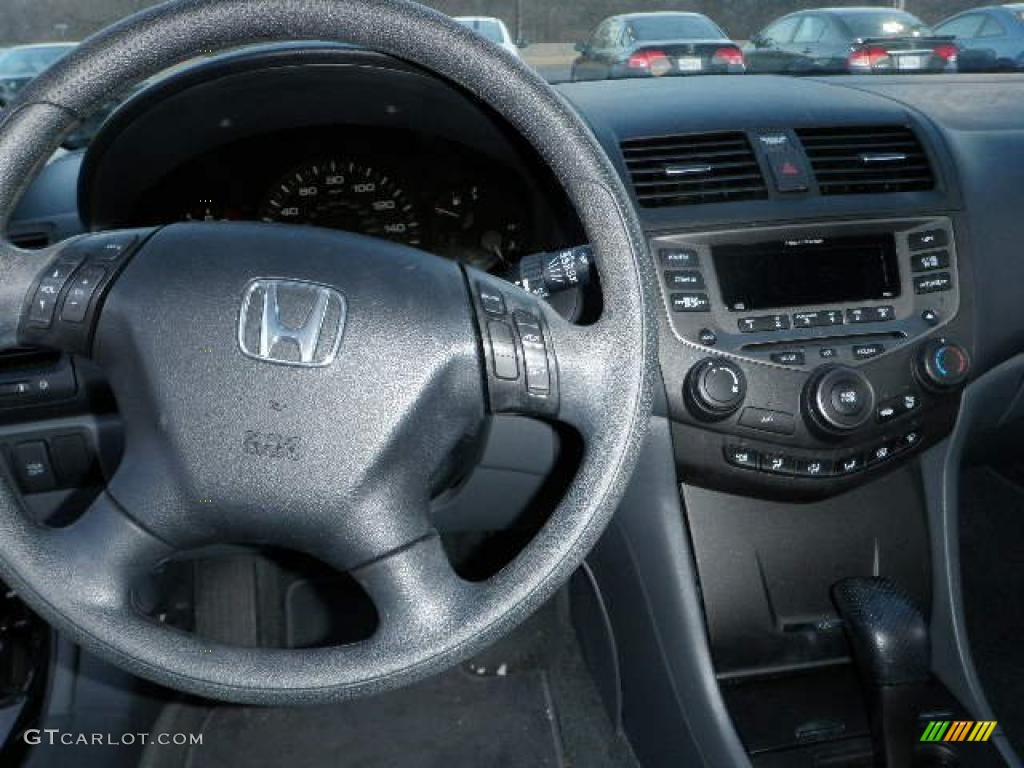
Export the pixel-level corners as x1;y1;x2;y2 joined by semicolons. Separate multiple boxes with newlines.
832;577;929;687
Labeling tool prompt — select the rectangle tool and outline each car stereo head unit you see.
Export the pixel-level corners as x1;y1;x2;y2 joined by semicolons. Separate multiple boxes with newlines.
713;234;901;312
652;217;959;370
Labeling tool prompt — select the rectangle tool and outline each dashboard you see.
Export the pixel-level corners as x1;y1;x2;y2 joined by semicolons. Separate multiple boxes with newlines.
7;45;1024;505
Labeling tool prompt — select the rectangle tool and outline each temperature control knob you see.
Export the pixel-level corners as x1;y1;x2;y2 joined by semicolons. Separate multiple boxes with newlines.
916;340;970;390
686;358;747;421
805;366;875;436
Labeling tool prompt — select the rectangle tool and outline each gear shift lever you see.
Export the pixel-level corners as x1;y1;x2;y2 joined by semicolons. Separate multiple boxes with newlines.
833;577;930;767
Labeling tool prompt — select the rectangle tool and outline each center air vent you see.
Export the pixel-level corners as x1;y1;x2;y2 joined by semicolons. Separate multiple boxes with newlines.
796;126;934;195
621;131;768;208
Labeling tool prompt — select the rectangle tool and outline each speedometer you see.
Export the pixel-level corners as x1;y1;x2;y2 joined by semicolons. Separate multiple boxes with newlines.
259;158;422;246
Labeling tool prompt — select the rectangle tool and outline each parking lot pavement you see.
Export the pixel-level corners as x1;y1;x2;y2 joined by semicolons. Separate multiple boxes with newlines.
522;42;575;82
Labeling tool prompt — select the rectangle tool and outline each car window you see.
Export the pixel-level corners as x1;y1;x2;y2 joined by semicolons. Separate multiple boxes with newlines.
840;11;931;39
978;16;1008;38
455;19;505;44
590;20;613;49
628;15;722;41
935;14;985;39
0;45;72;76
793;16;827;44
761;16;801;45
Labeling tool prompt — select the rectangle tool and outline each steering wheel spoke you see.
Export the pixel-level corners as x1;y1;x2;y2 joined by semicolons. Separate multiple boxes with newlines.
34;492;173;615
353;534;477;643
471;270;621;440
16;230;149;357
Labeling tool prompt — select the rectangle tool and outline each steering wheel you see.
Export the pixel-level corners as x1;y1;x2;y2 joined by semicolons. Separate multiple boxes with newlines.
0;0;655;704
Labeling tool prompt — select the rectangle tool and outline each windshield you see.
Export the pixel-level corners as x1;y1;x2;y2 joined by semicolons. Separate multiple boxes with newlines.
0;44;73;77
840;11;931;39
0;0;1017;114
629;15;723;41
456;18;505;44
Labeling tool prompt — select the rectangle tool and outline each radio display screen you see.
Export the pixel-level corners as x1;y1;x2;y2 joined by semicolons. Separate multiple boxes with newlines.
712;234;901;311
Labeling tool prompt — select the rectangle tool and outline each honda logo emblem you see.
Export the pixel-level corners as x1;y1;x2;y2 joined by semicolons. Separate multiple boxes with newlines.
238;279;346;367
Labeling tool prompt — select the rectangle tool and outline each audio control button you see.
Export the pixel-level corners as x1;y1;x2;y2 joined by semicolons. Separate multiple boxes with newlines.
852;343;885;360
770;351;805;366
909;229;948;251
738;314;790;333
671;293;710;312
914;273;953;295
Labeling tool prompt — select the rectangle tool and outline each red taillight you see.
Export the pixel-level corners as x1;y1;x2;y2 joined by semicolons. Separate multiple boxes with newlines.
712;46;745;67
849;45;891;70
627;49;671;76
933;43;958;62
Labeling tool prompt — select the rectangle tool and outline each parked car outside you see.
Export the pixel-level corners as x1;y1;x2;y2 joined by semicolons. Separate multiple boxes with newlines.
745;8;958;74
0;43;77;104
454;16;523;58
935;4;1024;71
571;12;745;81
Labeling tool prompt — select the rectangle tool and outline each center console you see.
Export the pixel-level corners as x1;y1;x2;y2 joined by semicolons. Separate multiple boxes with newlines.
655;217;971;499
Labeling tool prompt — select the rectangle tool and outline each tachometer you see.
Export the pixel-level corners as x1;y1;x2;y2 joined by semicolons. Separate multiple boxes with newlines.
259;158;421;245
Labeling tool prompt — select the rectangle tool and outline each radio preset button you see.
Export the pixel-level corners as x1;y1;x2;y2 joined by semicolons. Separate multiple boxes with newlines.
739;407;796;435
665;270;705;289
847;306;895;324
660;248;699;268
914;273;953;295
738;314;790;333
671;292;710;312
909;229;948;251
793;310;843;328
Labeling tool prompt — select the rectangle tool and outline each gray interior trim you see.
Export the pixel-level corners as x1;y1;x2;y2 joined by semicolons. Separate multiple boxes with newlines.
922;353;1024;768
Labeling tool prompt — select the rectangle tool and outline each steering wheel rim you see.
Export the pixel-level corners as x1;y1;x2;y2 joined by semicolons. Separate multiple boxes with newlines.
0;0;656;704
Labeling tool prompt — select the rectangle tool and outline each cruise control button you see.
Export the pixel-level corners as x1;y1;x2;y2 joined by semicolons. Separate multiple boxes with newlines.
514;313;550;395
671;293;710;313
724;445;759;470
914;273;953;295
738;314;790;333
909;229;948;251
911;250;950;273
770;351;805;366
852;343;885;361
739;407;796;435
660;247;699;268
477;285;506;316
487;321;518;380
85;233;139;261
665;270;705;289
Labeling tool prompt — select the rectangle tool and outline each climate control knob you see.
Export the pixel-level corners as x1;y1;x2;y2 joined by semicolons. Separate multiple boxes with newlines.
916;340;970;390
685;357;746;421
805;366;876;436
